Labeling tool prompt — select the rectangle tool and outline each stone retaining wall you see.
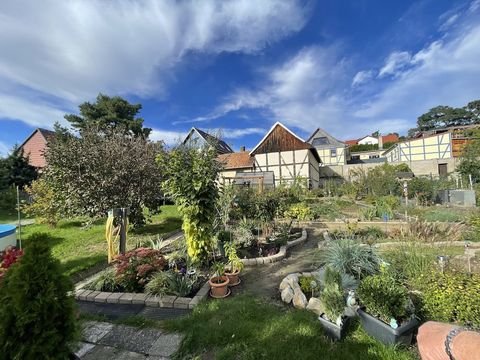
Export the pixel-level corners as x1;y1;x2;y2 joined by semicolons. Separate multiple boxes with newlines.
74;280;210;310
240;229;308;266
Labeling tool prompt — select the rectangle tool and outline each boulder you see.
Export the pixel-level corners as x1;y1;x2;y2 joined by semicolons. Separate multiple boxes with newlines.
280;273;300;291
292;289;308;309
281;286;294;304
306;297;326;316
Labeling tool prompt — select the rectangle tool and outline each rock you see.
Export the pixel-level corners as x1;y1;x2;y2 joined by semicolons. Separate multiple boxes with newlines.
292;289;308;309
281;287;294;304
306;297;326;315
280;273;300;291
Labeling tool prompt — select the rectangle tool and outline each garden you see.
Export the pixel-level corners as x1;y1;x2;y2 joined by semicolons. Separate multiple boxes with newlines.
1;97;480;359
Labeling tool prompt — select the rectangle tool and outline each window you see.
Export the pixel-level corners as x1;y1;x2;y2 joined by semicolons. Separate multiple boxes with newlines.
312;137;329;146
330;148;337;157
369;155;379;159
351;155;360;160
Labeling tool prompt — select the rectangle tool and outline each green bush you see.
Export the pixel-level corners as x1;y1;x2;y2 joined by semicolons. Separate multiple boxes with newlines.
0;233;78;358
408;177;435;205
145;271;171;296
322;239;381;279
85;268;119;292
357;271;410;324
284;202;313;221
299;275;318;296
415;270;480;327
0;187;16;215
322;267;345;322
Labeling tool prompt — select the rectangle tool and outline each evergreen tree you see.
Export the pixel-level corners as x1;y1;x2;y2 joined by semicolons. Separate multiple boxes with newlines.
0;146;37;190
0;233;78;359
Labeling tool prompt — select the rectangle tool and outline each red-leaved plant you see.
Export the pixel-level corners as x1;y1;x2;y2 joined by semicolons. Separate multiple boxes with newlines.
114;248;166;292
0;246;24;280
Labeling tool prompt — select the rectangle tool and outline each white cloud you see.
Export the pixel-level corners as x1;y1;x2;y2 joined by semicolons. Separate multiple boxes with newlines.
0;0;308;127
0;141;10;157
352;70;374;87
208;127;266;138
150;129;187;146
378;51;412;78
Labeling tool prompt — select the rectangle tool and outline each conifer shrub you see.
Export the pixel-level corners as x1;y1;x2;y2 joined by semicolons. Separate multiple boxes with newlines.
0;233;78;359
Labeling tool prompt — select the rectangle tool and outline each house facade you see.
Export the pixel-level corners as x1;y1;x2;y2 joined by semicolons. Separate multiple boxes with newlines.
250;122;320;188
307;128;349;166
18;128;55;169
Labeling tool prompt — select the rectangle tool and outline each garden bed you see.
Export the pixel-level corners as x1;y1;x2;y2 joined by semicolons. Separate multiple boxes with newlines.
240;229;307;266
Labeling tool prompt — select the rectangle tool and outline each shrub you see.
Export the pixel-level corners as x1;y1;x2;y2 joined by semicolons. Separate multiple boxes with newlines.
0;246;23;280
383;244;434;284
321;239;381;279
284;203;313;221
415;270;480;327
299;275;318;297
310;200;341;220
0;233;78;358
0;187;16;215
23;178;62;227
85;268;119;292
357;271;411;324
322;268;345;322
145;271;171;296
115;248;167;292
397;220;466;243
166;273;196;297
232;219;256;248
408;177;435;205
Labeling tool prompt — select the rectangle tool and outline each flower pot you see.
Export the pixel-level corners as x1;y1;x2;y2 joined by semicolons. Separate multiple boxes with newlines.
225;269;241;286
209;276;230;298
318;315;351;341
357;308;420;346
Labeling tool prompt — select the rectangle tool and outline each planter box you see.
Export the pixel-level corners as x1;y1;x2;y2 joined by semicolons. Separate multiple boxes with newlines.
318;315;351;341
357;309;419;346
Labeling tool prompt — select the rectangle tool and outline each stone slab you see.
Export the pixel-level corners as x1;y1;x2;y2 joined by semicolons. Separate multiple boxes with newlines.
118;293;135;304
158;295;177;308
196;283;210;297
148;333;184;357
82;321;114;343
74;341;96;358
173;297;190;309
106;292;123;304
94;292;111;303
188;296;203;309
98;325;161;354
132;293;148;305
145;295;161;307
86;291;101;302
79;290;93;301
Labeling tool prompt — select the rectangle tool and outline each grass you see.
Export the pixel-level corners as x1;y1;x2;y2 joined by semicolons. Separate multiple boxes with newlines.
399;206;474;223
164;295;418;360
21;205;181;277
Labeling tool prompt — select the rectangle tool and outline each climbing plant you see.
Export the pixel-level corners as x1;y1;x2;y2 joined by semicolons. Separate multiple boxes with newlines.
157;145;220;262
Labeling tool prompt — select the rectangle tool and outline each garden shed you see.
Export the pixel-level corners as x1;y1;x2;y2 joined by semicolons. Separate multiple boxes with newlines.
250;122;320;188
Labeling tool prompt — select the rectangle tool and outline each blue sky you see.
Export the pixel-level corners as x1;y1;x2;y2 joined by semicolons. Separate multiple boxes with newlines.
1;0;480;156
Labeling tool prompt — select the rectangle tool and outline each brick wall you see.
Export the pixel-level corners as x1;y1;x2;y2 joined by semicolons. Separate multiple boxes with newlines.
21;131;48;168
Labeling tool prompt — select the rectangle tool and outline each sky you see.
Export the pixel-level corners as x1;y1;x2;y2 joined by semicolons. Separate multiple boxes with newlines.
1;0;480;156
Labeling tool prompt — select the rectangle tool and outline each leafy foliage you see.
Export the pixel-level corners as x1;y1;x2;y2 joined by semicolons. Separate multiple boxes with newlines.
321;239;381;279
64;93;151;138
284;202;313;221
166;273;196;297
322;267;345;322
457;128;480;183
357;271;410;324
114;248;167;292
299;275;318;296
23;178;62;227
158;145;220;262
44;126;163;226
85;268;119;292
145;271;171;296
0;246;23;281
232;219;256;248
415;270;480;327
0;233;78;358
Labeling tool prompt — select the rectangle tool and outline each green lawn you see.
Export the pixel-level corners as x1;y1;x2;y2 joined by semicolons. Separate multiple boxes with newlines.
164;295;418;360
399;206;474;223
21;205;181;277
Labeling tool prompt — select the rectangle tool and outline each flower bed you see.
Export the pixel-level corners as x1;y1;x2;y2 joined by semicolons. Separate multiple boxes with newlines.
74;247;209;309
0;246;23;280
240;229;307;266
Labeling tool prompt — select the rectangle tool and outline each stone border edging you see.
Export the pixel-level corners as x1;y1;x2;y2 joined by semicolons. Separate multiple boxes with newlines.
74;280;210;310
240;229;308;266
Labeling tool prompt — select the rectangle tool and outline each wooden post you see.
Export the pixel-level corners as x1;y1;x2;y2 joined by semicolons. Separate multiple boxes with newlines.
113;208;129;255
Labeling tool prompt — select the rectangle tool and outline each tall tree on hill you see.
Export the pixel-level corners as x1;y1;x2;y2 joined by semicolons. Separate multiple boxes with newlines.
65;93;151;138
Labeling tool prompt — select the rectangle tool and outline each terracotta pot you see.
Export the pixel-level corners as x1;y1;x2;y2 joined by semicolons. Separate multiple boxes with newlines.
225;269;241;286
209;276;230;298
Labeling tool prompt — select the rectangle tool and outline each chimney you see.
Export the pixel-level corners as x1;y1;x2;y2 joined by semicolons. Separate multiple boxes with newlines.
378;133;383;150
240;146;246;152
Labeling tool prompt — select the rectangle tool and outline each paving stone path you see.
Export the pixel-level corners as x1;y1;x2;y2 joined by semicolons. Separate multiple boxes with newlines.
76;321;183;359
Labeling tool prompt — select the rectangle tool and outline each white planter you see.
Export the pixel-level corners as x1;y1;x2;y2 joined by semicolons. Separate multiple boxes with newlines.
0;225;17;250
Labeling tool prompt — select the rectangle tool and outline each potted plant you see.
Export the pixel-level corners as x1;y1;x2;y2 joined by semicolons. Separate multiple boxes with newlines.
209;262;230;298
317;267;350;341
356;269;419;345
223;242;244;286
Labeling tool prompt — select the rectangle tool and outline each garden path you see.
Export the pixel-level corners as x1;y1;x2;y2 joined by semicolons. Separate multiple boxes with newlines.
233;228;323;299
76;321;183;359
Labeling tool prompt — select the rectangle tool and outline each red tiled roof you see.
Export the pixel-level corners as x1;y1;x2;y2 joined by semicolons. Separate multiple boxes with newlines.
345;139;358;145
381;134;399;143
217;152;254;169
